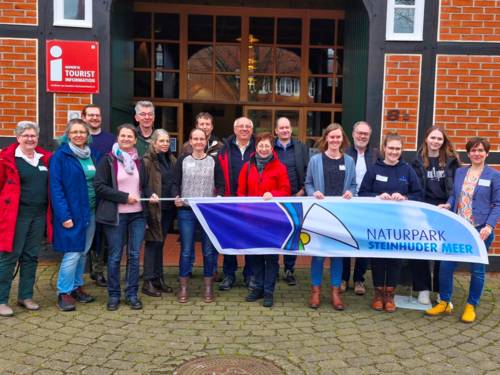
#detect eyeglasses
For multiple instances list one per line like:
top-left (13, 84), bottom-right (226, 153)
top-left (137, 112), bottom-right (154, 118)
top-left (354, 131), bottom-right (370, 137)
top-left (235, 124), bottom-right (252, 129)
top-left (20, 134), bottom-right (38, 139)
top-left (69, 131), bottom-right (88, 135)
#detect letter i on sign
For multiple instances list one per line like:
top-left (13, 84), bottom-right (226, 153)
top-left (50, 45), bottom-right (63, 82)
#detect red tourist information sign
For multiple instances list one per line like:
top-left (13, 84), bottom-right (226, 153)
top-left (46, 40), bottom-right (99, 93)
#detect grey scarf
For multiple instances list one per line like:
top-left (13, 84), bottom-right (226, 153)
top-left (69, 142), bottom-right (91, 159)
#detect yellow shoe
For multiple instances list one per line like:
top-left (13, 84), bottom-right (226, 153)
top-left (425, 301), bottom-right (453, 316)
top-left (461, 303), bottom-right (476, 323)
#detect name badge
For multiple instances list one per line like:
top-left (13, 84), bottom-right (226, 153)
top-left (186, 162), bottom-right (196, 169)
top-left (339, 165), bottom-right (346, 171)
top-left (376, 174), bottom-right (388, 182)
top-left (87, 165), bottom-right (96, 171)
top-left (38, 166), bottom-right (48, 171)
top-left (478, 179), bottom-right (491, 187)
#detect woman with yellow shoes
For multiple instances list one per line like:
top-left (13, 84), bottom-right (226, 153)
top-left (426, 137), bottom-right (499, 323)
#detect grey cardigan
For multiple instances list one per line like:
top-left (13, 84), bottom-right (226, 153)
top-left (305, 152), bottom-right (357, 196)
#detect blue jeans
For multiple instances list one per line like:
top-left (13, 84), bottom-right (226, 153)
top-left (178, 209), bottom-right (215, 278)
top-left (56, 213), bottom-right (96, 294)
top-left (250, 254), bottom-right (279, 294)
top-left (283, 255), bottom-right (297, 272)
top-left (310, 256), bottom-right (343, 287)
top-left (439, 227), bottom-right (494, 306)
top-left (105, 212), bottom-right (146, 299)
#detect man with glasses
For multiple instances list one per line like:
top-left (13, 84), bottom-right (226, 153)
top-left (82, 104), bottom-right (115, 287)
top-left (342, 121), bottom-right (378, 295)
top-left (134, 100), bottom-right (155, 157)
top-left (273, 117), bottom-right (309, 286)
top-left (218, 117), bottom-right (256, 291)
top-left (83, 104), bottom-right (115, 159)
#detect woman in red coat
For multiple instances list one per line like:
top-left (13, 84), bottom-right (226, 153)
top-left (0, 121), bottom-right (52, 317)
top-left (237, 132), bottom-right (291, 307)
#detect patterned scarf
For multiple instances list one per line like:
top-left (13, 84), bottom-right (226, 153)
top-left (112, 143), bottom-right (138, 175)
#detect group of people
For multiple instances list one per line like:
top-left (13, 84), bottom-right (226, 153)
top-left (0, 101), bottom-right (498, 324)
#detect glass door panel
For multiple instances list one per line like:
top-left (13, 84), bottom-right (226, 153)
top-left (305, 109), bottom-right (342, 148)
top-left (247, 109), bottom-right (273, 133)
top-left (155, 104), bottom-right (183, 154)
top-left (245, 106), bottom-right (300, 138)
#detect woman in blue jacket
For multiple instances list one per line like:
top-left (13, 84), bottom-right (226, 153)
top-left (305, 123), bottom-right (357, 310)
top-left (50, 119), bottom-right (97, 312)
top-left (358, 132), bottom-right (422, 312)
top-left (427, 137), bottom-right (499, 323)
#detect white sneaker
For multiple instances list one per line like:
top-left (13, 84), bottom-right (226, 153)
top-left (418, 290), bottom-right (431, 305)
top-left (0, 304), bottom-right (14, 317)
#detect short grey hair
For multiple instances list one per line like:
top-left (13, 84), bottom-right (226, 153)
top-left (15, 121), bottom-right (39, 137)
top-left (151, 129), bottom-right (170, 144)
top-left (233, 116), bottom-right (253, 128)
top-left (135, 100), bottom-right (154, 114)
top-left (353, 121), bottom-right (372, 132)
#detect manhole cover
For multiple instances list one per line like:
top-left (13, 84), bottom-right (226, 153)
top-left (175, 355), bottom-right (284, 374)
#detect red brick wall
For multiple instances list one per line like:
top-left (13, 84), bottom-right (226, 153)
top-left (381, 54), bottom-right (421, 150)
top-left (439, 0), bottom-right (500, 42)
top-left (0, 0), bottom-right (37, 25)
top-left (0, 38), bottom-right (37, 136)
top-left (434, 55), bottom-right (500, 152)
top-left (54, 94), bottom-right (93, 137)
top-left (434, 54), bottom-right (500, 254)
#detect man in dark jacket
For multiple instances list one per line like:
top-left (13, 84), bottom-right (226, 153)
top-left (343, 121), bottom-right (378, 295)
top-left (273, 117), bottom-right (309, 285)
top-left (218, 116), bottom-right (255, 291)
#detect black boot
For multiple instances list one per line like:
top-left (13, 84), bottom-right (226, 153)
top-left (153, 277), bottom-right (173, 293)
top-left (142, 280), bottom-right (161, 297)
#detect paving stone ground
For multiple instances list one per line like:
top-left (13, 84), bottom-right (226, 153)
top-left (1, 265), bottom-right (499, 374)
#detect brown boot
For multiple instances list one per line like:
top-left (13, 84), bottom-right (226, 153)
top-left (384, 286), bottom-right (396, 312)
top-left (331, 287), bottom-right (345, 310)
top-left (203, 277), bottom-right (214, 303)
top-left (177, 277), bottom-right (189, 303)
top-left (371, 287), bottom-right (384, 311)
top-left (309, 286), bottom-right (321, 309)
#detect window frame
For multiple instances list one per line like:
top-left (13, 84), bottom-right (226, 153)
top-left (386, 0), bottom-right (425, 41)
top-left (53, 0), bottom-right (93, 28)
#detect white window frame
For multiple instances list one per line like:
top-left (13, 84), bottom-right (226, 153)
top-left (53, 0), bottom-right (92, 28)
top-left (386, 0), bottom-right (425, 41)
